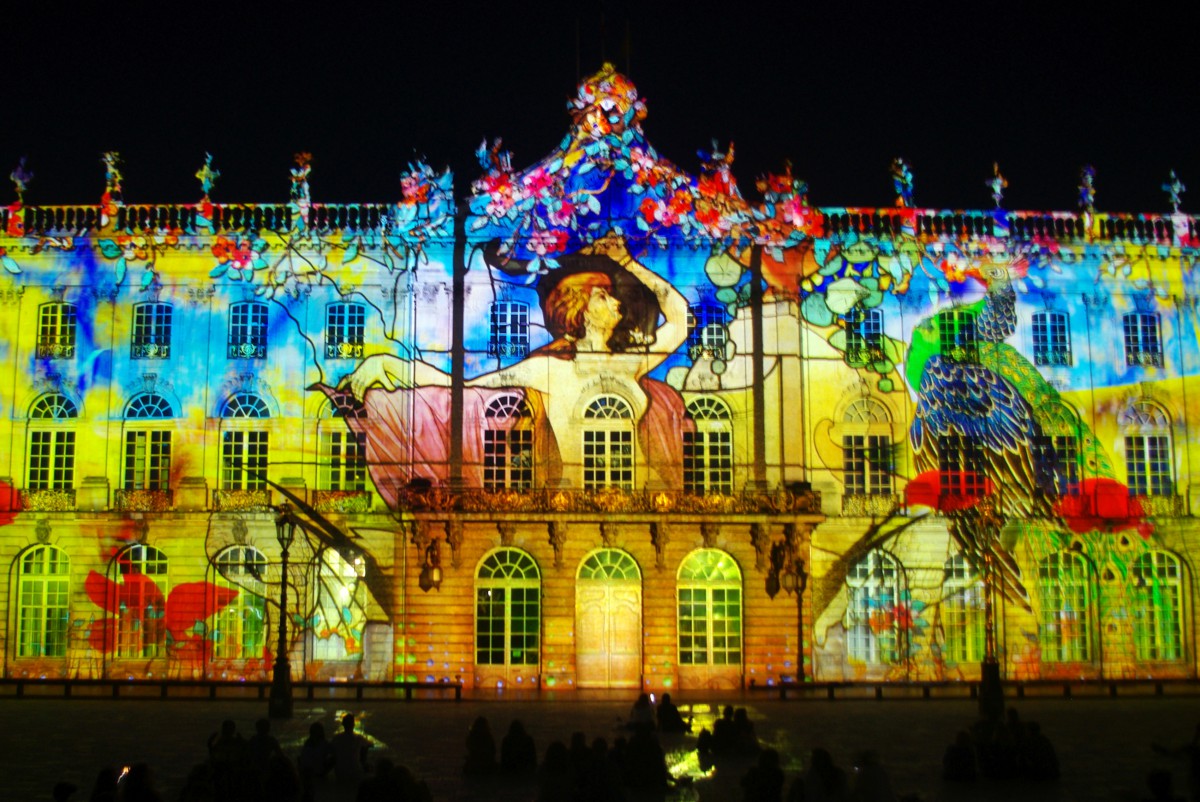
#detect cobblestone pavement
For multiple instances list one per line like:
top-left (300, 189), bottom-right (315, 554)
top-left (2, 689), bottom-right (1197, 801)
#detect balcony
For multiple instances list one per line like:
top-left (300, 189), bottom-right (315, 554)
top-left (1034, 349), bottom-right (1072, 367)
top-left (313, 490), bottom-right (373, 514)
top-left (19, 489), bottom-right (76, 511)
top-left (35, 339), bottom-right (76, 360)
top-left (325, 341), bottom-right (364, 360)
top-left (227, 337), bottom-right (266, 359)
top-left (213, 488), bottom-right (271, 511)
top-left (1126, 350), bottom-right (1164, 368)
top-left (131, 338), bottom-right (170, 360)
top-left (393, 483), bottom-right (822, 516)
top-left (115, 489), bottom-right (173, 512)
top-left (841, 493), bottom-right (902, 517)
top-left (1133, 495), bottom-right (1186, 518)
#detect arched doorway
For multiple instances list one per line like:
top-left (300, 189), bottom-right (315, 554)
top-left (575, 549), bottom-right (642, 688)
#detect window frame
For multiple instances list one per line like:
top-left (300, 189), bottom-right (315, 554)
top-left (482, 394), bottom-right (534, 491)
top-left (1037, 551), bottom-right (1093, 663)
top-left (16, 545), bottom-right (71, 659)
top-left (845, 308), bottom-right (885, 365)
top-left (111, 544), bottom-right (168, 660)
top-left (27, 393), bottom-right (78, 492)
top-left (683, 397), bottom-right (733, 495)
top-left (475, 549), bottom-right (541, 668)
top-left (219, 393), bottom-right (271, 491)
top-left (487, 301), bottom-right (530, 359)
top-left (1123, 312), bottom-right (1163, 368)
top-left (228, 301), bottom-right (268, 360)
top-left (36, 302), bottom-right (77, 360)
top-left (676, 549), bottom-right (743, 668)
top-left (325, 302), bottom-right (366, 360)
top-left (1032, 310), bottom-right (1072, 367)
top-left (131, 302), bottom-right (173, 360)
top-left (582, 395), bottom-right (634, 491)
top-left (937, 309), bottom-right (978, 364)
top-left (941, 553), bottom-right (984, 664)
top-left (687, 304), bottom-right (729, 360)
top-left (845, 549), bottom-right (905, 665)
top-left (212, 546), bottom-right (268, 660)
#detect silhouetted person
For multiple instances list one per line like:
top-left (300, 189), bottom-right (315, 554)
top-left (464, 716), bottom-right (497, 776)
top-left (1144, 769), bottom-right (1185, 802)
top-left (1022, 722), bottom-right (1059, 781)
top-left (713, 706), bottom-right (736, 754)
top-left (628, 693), bottom-right (655, 732)
top-left (247, 718), bottom-right (282, 776)
top-left (623, 728), bottom-right (670, 795)
top-left (298, 722), bottom-right (333, 802)
top-left (942, 731), bottom-right (976, 782)
top-left (500, 719), bottom-right (538, 776)
top-left (207, 720), bottom-right (249, 801)
top-left (741, 748), bottom-right (785, 802)
top-left (696, 728), bottom-right (715, 772)
top-left (569, 730), bottom-right (591, 784)
top-left (53, 781), bottom-right (78, 802)
top-left (88, 767), bottom-right (118, 802)
top-left (787, 748), bottom-right (849, 802)
top-left (331, 714), bottom-right (371, 785)
top-left (261, 753), bottom-right (301, 802)
top-left (1153, 721), bottom-right (1200, 800)
top-left (733, 707), bottom-right (760, 754)
top-left (656, 693), bottom-right (688, 734)
top-left (850, 751), bottom-right (896, 802)
top-left (537, 741), bottom-right (574, 802)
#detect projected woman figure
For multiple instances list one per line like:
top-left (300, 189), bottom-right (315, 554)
top-left (334, 233), bottom-right (689, 499)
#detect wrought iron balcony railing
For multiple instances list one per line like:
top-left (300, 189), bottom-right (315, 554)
top-left (213, 488), bottom-right (271, 511)
top-left (313, 490), bottom-right (373, 513)
top-left (841, 493), bottom-right (902, 517)
top-left (20, 489), bottom-right (76, 511)
top-left (35, 338), bottom-right (76, 360)
top-left (115, 489), bottom-right (173, 512)
top-left (394, 483), bottom-right (822, 516)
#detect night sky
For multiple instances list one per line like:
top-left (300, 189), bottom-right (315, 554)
top-left (3, 2), bottom-right (1197, 214)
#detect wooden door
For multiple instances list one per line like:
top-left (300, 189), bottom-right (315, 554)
top-left (576, 581), bottom-right (642, 688)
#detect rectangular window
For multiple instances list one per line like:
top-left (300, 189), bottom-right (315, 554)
top-left (18, 574), bottom-right (69, 658)
top-left (687, 305), bottom-right (728, 360)
top-left (123, 431), bottom-right (172, 490)
top-left (583, 429), bottom-right (633, 490)
top-left (221, 431), bottom-right (269, 489)
top-left (845, 309), bottom-right (884, 364)
top-left (1123, 313), bottom-right (1163, 367)
top-left (1126, 435), bottom-right (1172, 496)
top-left (37, 303), bottom-right (77, 360)
top-left (677, 587), bottom-right (742, 666)
top-left (938, 435), bottom-right (986, 498)
top-left (487, 302), bottom-right (530, 358)
top-left (483, 429), bottom-right (533, 490)
top-left (28, 431), bottom-right (75, 491)
top-left (938, 310), bottom-right (977, 363)
top-left (131, 303), bottom-right (172, 360)
top-left (228, 302), bottom-right (268, 359)
top-left (325, 304), bottom-right (365, 359)
top-left (319, 430), bottom-right (367, 491)
top-left (507, 586), bottom-right (540, 665)
top-left (843, 434), bottom-right (893, 495)
top-left (476, 587), bottom-right (507, 665)
top-left (1034, 435), bottom-right (1081, 496)
top-left (1038, 561), bottom-right (1091, 662)
top-left (1133, 555), bottom-right (1183, 661)
top-left (683, 429), bottom-right (733, 494)
top-left (1032, 311), bottom-right (1072, 366)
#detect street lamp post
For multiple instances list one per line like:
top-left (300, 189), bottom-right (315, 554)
top-left (977, 501), bottom-right (1004, 722)
top-left (269, 503), bottom-right (297, 719)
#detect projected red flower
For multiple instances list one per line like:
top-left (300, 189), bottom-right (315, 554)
top-left (84, 569), bottom-right (239, 655)
top-left (904, 469), bottom-right (995, 512)
top-left (1055, 477), bottom-right (1153, 538)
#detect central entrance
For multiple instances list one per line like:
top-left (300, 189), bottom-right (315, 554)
top-left (575, 549), bottom-right (642, 688)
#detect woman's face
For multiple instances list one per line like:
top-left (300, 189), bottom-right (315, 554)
top-left (585, 285), bottom-right (622, 331)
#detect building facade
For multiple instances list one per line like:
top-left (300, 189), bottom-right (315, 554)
top-left (2, 67), bottom-right (1199, 690)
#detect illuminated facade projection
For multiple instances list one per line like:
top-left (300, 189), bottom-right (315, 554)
top-left (2, 66), bottom-right (1200, 691)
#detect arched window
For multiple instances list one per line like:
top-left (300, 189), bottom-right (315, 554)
top-left (583, 395), bottom-right (634, 490)
top-left (325, 302), bottom-right (365, 359)
top-left (842, 398), bottom-right (893, 498)
top-left (1122, 402), bottom-right (1173, 497)
top-left (1132, 550), bottom-right (1184, 661)
top-left (27, 393), bottom-right (78, 492)
top-left (845, 308), bottom-right (884, 364)
top-left (1037, 551), bottom-right (1092, 662)
top-left (683, 397), bottom-right (733, 495)
top-left (677, 550), bottom-right (742, 667)
top-left (16, 545), bottom-right (70, 658)
top-left (845, 549), bottom-right (904, 664)
top-left (111, 545), bottom-right (168, 659)
top-left (942, 554), bottom-right (984, 663)
top-left (488, 301), bottom-right (530, 358)
top-left (312, 548), bottom-right (367, 661)
top-left (228, 301), bottom-right (268, 359)
top-left (687, 304), bottom-right (728, 360)
top-left (319, 399), bottom-right (367, 493)
top-left (220, 393), bottom-right (270, 490)
top-left (484, 394), bottom-right (534, 490)
top-left (212, 547), bottom-right (268, 660)
top-left (131, 302), bottom-right (172, 359)
top-left (1032, 311), bottom-right (1072, 366)
top-left (475, 549), bottom-right (540, 667)
top-left (37, 302), bottom-right (77, 359)
top-left (122, 394), bottom-right (174, 494)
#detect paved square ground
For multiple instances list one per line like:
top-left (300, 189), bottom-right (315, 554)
top-left (2, 690), bottom-right (1197, 800)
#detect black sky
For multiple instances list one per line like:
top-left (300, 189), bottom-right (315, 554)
top-left (3, 1), bottom-right (1197, 214)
